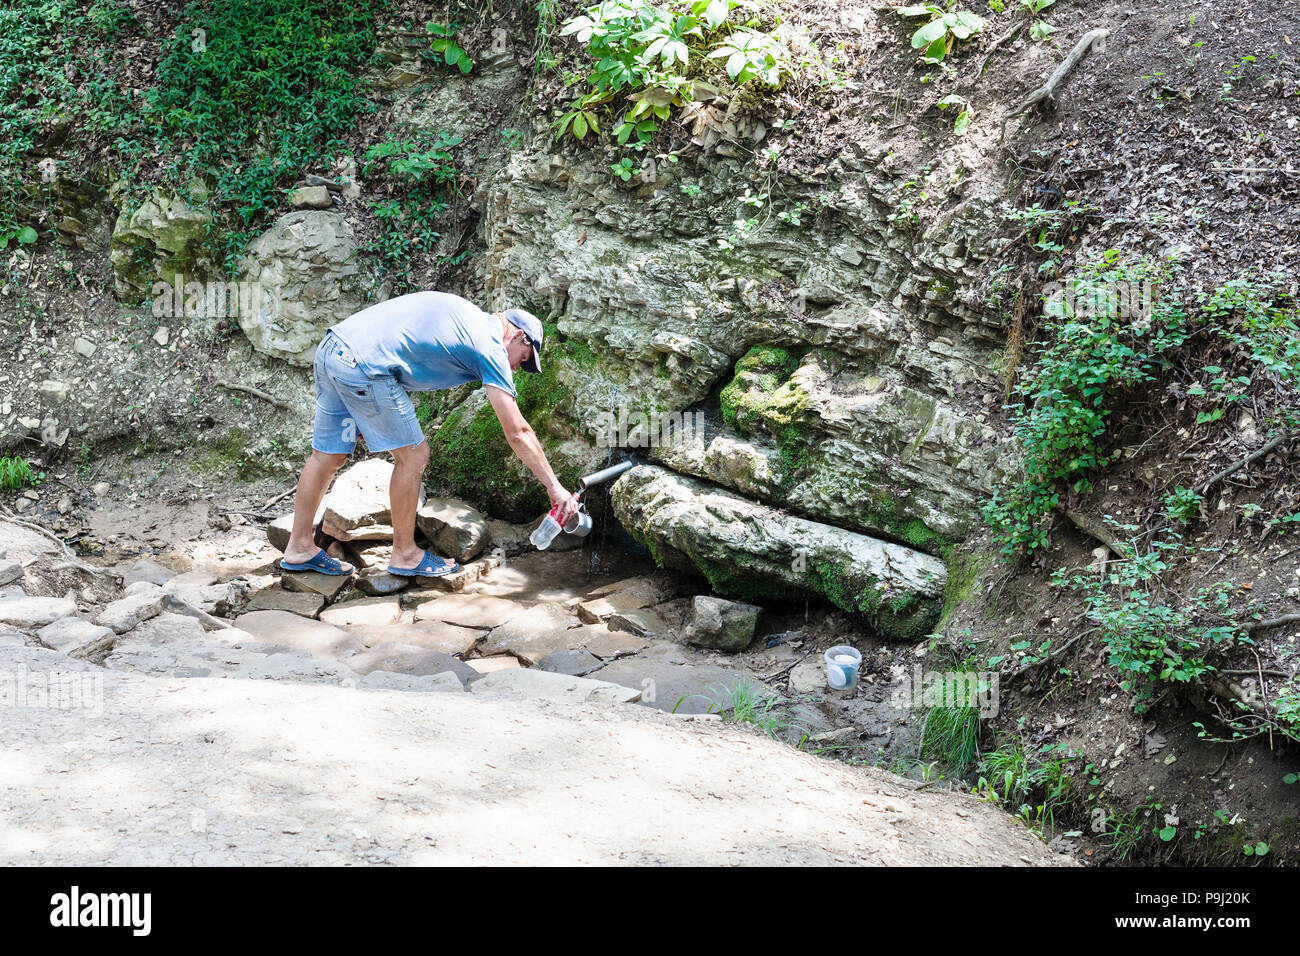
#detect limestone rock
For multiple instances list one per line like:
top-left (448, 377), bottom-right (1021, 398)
top-left (36, 617), bottom-right (114, 653)
top-left (344, 643), bottom-right (476, 685)
top-left (345, 620), bottom-right (482, 656)
top-left (0, 559), bottom-right (23, 587)
top-left (108, 188), bottom-right (214, 299)
top-left (236, 210), bottom-right (369, 365)
top-left (122, 558), bottom-right (174, 588)
top-left (96, 591), bottom-right (164, 634)
top-left (413, 593), bottom-right (519, 629)
top-left (280, 570), bottom-right (352, 600)
top-left (354, 569), bottom-right (411, 596)
top-left (478, 603), bottom-right (579, 665)
top-left (580, 625), bottom-right (650, 660)
top-left (319, 596), bottom-right (402, 628)
top-left (290, 185), bottom-right (333, 209)
top-left (321, 458), bottom-right (423, 541)
top-left (469, 668), bottom-right (642, 705)
top-left (415, 498), bottom-right (490, 562)
top-left (358, 670), bottom-right (464, 693)
top-left (536, 648), bottom-right (604, 677)
top-left (407, 555), bottom-right (500, 593)
top-left (233, 610), bottom-right (363, 660)
top-left (588, 656), bottom-right (760, 715)
top-left (245, 585), bottom-right (325, 618)
top-left (606, 606), bottom-right (669, 639)
top-left (613, 465), bottom-right (947, 641)
top-left (684, 595), bottom-right (761, 652)
top-left (466, 655), bottom-right (520, 675)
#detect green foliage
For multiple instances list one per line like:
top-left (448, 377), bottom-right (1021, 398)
top-left (145, 0), bottom-right (382, 266)
top-left (555, 0), bottom-right (792, 145)
top-left (973, 735), bottom-right (1076, 834)
top-left (920, 706), bottom-right (981, 771)
top-left (895, 3), bottom-right (986, 64)
top-left (1020, 0), bottom-right (1057, 41)
top-left (1052, 531), bottom-right (1248, 713)
top-left (0, 456), bottom-right (36, 492)
top-left (1162, 486), bottom-right (1202, 524)
top-left (986, 255), bottom-right (1187, 554)
top-left (937, 93), bottom-right (972, 135)
top-left (426, 22), bottom-right (473, 74)
top-left (360, 131), bottom-right (462, 292)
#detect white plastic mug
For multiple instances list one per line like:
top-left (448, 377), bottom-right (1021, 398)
top-left (824, 645), bottom-right (862, 691)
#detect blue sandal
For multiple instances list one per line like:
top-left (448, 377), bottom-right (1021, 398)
top-left (280, 549), bottom-right (355, 576)
top-left (388, 550), bottom-right (459, 578)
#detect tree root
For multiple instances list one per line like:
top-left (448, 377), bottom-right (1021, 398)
top-left (215, 379), bottom-right (291, 411)
top-left (1196, 429), bottom-right (1297, 496)
top-left (1000, 28), bottom-right (1111, 139)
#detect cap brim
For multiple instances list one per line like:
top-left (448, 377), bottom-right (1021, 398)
top-left (523, 349), bottom-right (541, 374)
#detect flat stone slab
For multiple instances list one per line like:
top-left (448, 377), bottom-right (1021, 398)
top-left (606, 606), bottom-right (669, 639)
top-left (235, 651), bottom-right (357, 684)
top-left (96, 591), bottom-right (165, 634)
top-left (413, 593), bottom-right (520, 629)
top-left (245, 586), bottom-right (325, 618)
top-left (478, 603), bottom-right (580, 665)
top-left (36, 617), bottom-right (114, 653)
top-left (0, 559), bottom-right (23, 587)
top-left (536, 648), bottom-right (604, 677)
top-left (575, 583), bottom-right (661, 624)
top-left (345, 620), bottom-right (482, 656)
top-left (319, 597), bottom-right (402, 628)
top-left (233, 610), bottom-right (363, 661)
top-left (280, 570), bottom-right (352, 600)
top-left (465, 655), bottom-right (520, 675)
top-left (587, 657), bottom-right (760, 715)
top-left (469, 668), bottom-right (642, 705)
top-left (345, 643), bottom-right (477, 685)
top-left (788, 656), bottom-right (828, 696)
top-left (580, 625), bottom-right (651, 660)
top-left (0, 596), bottom-right (78, 628)
top-left (122, 558), bottom-right (174, 588)
top-left (359, 670), bottom-right (465, 693)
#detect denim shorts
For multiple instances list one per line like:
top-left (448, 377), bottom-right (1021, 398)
top-left (312, 330), bottom-right (425, 454)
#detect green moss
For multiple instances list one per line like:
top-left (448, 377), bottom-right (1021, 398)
top-left (937, 551), bottom-right (983, 628)
top-left (809, 558), bottom-right (941, 642)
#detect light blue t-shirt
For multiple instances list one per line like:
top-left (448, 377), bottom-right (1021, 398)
top-left (329, 291), bottom-right (517, 397)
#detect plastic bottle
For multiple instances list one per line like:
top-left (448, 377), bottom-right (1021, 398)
top-left (529, 504), bottom-right (563, 550)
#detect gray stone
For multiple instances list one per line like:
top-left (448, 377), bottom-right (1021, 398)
top-left (37, 380), bottom-right (69, 403)
top-left (354, 569), bottom-right (411, 596)
top-left (0, 598), bottom-right (74, 629)
top-left (613, 465), bottom-right (947, 642)
top-left (0, 559), bottom-right (23, 587)
top-left (73, 336), bottom-right (97, 358)
top-left (280, 570), bottom-right (352, 600)
top-left (235, 651), bottom-right (356, 684)
top-left (36, 617), bottom-right (114, 653)
top-left (413, 593), bottom-right (519, 629)
top-left (606, 606), bottom-right (669, 639)
top-left (95, 591), bottom-right (165, 634)
top-left (684, 595), bottom-right (761, 652)
top-left (236, 210), bottom-right (369, 366)
top-left (344, 620), bottom-right (483, 656)
top-left (576, 581), bottom-right (660, 623)
top-left (108, 188), bottom-right (214, 299)
top-left (536, 648), bottom-right (604, 677)
top-left (319, 596), bottom-right (401, 628)
top-left (233, 610), bottom-right (363, 660)
top-left (416, 498), bottom-right (491, 562)
top-left (406, 555), bottom-right (501, 593)
top-left (358, 670), bottom-right (465, 693)
top-left (345, 643), bottom-right (476, 685)
top-left (245, 586), bottom-right (324, 618)
top-left (290, 185), bottom-right (333, 209)
top-left (320, 458), bottom-right (423, 542)
top-left (123, 558), bottom-right (175, 588)
top-left (469, 668), bottom-right (642, 705)
top-left (478, 603), bottom-right (580, 665)
top-left (580, 625), bottom-right (650, 660)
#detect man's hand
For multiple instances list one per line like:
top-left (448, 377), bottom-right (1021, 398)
top-left (550, 487), bottom-right (580, 526)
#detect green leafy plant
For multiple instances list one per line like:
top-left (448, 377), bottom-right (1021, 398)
top-left (0, 456), bottom-right (36, 492)
top-left (1020, 0), bottom-right (1056, 41)
top-left (426, 22), bottom-right (473, 74)
top-left (1162, 487), bottom-right (1203, 524)
top-left (895, 3), bottom-right (986, 64)
top-left (707, 29), bottom-right (793, 85)
top-left (937, 93), bottom-right (973, 135)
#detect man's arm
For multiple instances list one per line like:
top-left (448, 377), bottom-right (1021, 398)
top-left (485, 385), bottom-right (579, 522)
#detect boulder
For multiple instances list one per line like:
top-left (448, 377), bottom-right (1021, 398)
top-left (236, 210), bottom-right (369, 366)
top-left (36, 617), bottom-right (114, 653)
top-left (415, 498), bottom-right (490, 562)
top-left (321, 458), bottom-right (423, 541)
top-left (96, 590), bottom-right (165, 634)
top-left (0, 596), bottom-right (77, 628)
top-left (612, 465), bottom-right (948, 641)
top-left (684, 595), bottom-right (761, 652)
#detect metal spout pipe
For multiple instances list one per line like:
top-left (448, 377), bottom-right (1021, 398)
top-left (578, 459), bottom-right (636, 492)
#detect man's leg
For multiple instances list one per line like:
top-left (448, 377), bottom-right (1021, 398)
top-left (283, 450), bottom-right (352, 567)
top-left (388, 439), bottom-right (430, 570)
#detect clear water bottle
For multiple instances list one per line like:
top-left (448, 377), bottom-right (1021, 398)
top-left (529, 505), bottom-right (563, 550)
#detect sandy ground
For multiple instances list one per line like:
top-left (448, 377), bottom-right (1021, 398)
top-left (0, 643), bottom-right (1072, 866)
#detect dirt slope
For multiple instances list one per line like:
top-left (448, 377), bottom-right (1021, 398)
top-left (0, 643), bottom-right (1070, 866)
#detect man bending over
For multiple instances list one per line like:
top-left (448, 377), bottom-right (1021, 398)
top-left (280, 291), bottom-right (580, 577)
